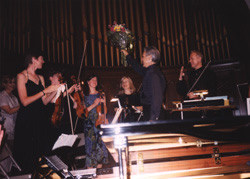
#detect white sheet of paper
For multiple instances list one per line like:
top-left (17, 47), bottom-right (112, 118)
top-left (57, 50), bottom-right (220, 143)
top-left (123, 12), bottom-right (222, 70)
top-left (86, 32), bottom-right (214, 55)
top-left (52, 133), bottom-right (78, 151)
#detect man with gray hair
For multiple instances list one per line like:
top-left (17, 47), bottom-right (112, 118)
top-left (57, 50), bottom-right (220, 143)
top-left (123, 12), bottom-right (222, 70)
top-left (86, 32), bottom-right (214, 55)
top-left (121, 46), bottom-right (166, 121)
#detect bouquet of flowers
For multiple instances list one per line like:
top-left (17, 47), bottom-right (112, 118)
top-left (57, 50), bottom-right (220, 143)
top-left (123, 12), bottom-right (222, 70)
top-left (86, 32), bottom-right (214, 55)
top-left (107, 21), bottom-right (135, 66)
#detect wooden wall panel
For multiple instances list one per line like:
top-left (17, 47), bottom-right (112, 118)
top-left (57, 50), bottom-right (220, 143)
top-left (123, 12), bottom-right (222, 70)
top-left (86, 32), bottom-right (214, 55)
top-left (0, 0), bottom-right (235, 67)
top-left (0, 0), bottom-right (249, 117)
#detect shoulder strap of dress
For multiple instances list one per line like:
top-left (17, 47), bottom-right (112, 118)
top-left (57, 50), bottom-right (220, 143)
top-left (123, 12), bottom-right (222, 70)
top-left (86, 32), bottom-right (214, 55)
top-left (26, 70), bottom-right (29, 79)
top-left (37, 74), bottom-right (41, 82)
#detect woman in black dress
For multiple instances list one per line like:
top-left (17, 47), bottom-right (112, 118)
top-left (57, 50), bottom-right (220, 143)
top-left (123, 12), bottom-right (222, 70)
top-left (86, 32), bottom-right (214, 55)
top-left (14, 51), bottom-right (60, 173)
top-left (117, 76), bottom-right (141, 122)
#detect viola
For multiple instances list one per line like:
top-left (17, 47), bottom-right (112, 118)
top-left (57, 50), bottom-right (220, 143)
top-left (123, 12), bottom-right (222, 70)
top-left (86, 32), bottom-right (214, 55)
top-left (74, 89), bottom-right (88, 119)
top-left (51, 79), bottom-right (64, 127)
top-left (95, 91), bottom-right (109, 127)
top-left (71, 76), bottom-right (88, 119)
top-left (73, 40), bottom-right (88, 119)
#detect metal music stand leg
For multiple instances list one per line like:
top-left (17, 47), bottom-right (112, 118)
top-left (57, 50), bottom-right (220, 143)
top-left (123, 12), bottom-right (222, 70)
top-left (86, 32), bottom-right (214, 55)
top-left (114, 136), bottom-right (128, 179)
top-left (201, 110), bottom-right (207, 119)
top-left (137, 112), bottom-right (143, 122)
top-left (74, 117), bottom-right (79, 133)
top-left (0, 143), bottom-right (21, 178)
top-left (180, 103), bottom-right (184, 120)
top-left (0, 164), bottom-right (9, 179)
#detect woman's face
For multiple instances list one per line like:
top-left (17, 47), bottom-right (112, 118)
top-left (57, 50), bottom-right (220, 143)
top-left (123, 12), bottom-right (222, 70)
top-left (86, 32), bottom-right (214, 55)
top-left (33, 56), bottom-right (45, 69)
top-left (121, 78), bottom-right (130, 90)
top-left (88, 77), bottom-right (98, 89)
top-left (4, 78), bottom-right (16, 92)
top-left (50, 73), bottom-right (62, 85)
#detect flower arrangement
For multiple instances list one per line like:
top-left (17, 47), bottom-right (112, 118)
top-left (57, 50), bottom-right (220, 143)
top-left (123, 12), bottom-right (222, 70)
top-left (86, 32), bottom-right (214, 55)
top-left (107, 21), bottom-right (135, 66)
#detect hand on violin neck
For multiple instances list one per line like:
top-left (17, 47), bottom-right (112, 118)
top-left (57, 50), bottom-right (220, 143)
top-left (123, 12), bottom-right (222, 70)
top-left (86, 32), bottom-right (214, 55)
top-left (93, 98), bottom-right (105, 107)
top-left (68, 84), bottom-right (77, 94)
top-left (75, 84), bottom-right (82, 92)
top-left (99, 98), bottom-right (106, 104)
top-left (94, 98), bottom-right (101, 106)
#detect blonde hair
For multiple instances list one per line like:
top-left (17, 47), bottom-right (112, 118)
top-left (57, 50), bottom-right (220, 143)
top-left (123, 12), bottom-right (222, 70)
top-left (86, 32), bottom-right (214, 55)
top-left (118, 76), bottom-right (136, 95)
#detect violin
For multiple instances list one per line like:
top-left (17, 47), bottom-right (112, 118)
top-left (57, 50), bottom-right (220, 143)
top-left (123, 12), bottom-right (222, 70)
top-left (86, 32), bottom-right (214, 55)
top-left (95, 91), bottom-right (109, 127)
top-left (72, 40), bottom-right (89, 119)
top-left (51, 78), bottom-right (64, 127)
top-left (71, 76), bottom-right (88, 119)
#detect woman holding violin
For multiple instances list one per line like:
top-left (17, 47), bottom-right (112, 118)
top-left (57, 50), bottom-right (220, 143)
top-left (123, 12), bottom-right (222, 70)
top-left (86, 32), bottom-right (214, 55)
top-left (70, 75), bottom-right (88, 120)
top-left (46, 70), bottom-right (79, 148)
top-left (83, 74), bottom-right (109, 168)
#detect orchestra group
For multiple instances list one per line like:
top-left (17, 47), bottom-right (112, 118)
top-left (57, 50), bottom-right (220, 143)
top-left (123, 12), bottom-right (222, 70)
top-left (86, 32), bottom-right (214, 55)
top-left (0, 46), bottom-right (222, 175)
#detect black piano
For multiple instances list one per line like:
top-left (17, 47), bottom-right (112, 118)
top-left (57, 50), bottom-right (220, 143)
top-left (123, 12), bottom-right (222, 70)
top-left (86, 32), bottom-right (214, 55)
top-left (100, 116), bottom-right (250, 179)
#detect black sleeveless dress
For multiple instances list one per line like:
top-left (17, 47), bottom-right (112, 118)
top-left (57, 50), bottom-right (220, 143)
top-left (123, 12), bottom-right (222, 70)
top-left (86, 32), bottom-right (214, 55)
top-left (14, 78), bottom-right (48, 173)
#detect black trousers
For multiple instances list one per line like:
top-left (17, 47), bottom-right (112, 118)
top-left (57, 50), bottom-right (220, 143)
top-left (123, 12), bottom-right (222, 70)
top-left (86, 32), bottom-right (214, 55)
top-left (142, 105), bottom-right (165, 121)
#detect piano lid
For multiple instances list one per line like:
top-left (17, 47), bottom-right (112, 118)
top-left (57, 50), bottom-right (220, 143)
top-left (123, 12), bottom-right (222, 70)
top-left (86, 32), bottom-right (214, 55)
top-left (100, 116), bottom-right (250, 142)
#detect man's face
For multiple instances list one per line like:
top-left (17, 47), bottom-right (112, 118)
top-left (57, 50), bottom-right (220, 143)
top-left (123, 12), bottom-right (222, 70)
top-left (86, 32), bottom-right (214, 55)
top-left (141, 51), bottom-right (152, 68)
top-left (189, 52), bottom-right (202, 69)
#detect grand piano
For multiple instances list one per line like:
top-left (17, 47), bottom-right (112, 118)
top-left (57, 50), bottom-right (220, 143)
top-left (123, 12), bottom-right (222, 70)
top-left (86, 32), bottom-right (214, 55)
top-left (99, 116), bottom-right (250, 179)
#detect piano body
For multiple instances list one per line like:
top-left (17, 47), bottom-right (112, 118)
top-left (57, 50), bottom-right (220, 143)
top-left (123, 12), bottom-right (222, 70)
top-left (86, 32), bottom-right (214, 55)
top-left (99, 116), bottom-right (250, 179)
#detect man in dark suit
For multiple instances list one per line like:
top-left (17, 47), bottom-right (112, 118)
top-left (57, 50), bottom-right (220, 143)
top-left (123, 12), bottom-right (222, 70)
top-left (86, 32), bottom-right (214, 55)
top-left (121, 46), bottom-right (166, 121)
top-left (177, 50), bottom-right (217, 99)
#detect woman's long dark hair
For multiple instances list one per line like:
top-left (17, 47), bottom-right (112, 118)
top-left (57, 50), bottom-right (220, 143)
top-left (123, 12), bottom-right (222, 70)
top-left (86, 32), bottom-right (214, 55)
top-left (24, 49), bottom-right (44, 68)
top-left (83, 74), bottom-right (101, 96)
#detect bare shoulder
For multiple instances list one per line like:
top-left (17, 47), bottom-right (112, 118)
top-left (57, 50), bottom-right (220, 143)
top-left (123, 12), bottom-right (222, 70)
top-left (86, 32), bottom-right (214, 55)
top-left (38, 75), bottom-right (44, 81)
top-left (17, 71), bottom-right (27, 81)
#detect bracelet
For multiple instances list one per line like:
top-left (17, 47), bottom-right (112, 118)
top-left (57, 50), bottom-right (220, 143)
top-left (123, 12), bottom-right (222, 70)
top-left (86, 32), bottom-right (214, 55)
top-left (42, 91), bottom-right (45, 96)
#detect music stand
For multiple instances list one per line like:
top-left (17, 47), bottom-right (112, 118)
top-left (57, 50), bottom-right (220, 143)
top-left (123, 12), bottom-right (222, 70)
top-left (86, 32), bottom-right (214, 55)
top-left (0, 117), bottom-right (21, 179)
top-left (33, 155), bottom-right (74, 178)
top-left (110, 98), bottom-right (123, 124)
top-left (132, 106), bottom-right (143, 122)
top-left (192, 90), bottom-right (208, 101)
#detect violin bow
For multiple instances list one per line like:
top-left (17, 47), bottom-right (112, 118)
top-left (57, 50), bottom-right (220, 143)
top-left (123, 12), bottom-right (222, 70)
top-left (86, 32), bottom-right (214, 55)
top-left (77, 40), bottom-right (88, 84)
top-left (187, 60), bottom-right (212, 94)
top-left (74, 40), bottom-right (88, 133)
top-left (65, 83), bottom-right (74, 135)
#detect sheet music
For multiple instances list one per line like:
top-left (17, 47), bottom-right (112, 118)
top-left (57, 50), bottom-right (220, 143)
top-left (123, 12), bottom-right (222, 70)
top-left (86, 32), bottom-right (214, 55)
top-left (52, 133), bottom-right (78, 151)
